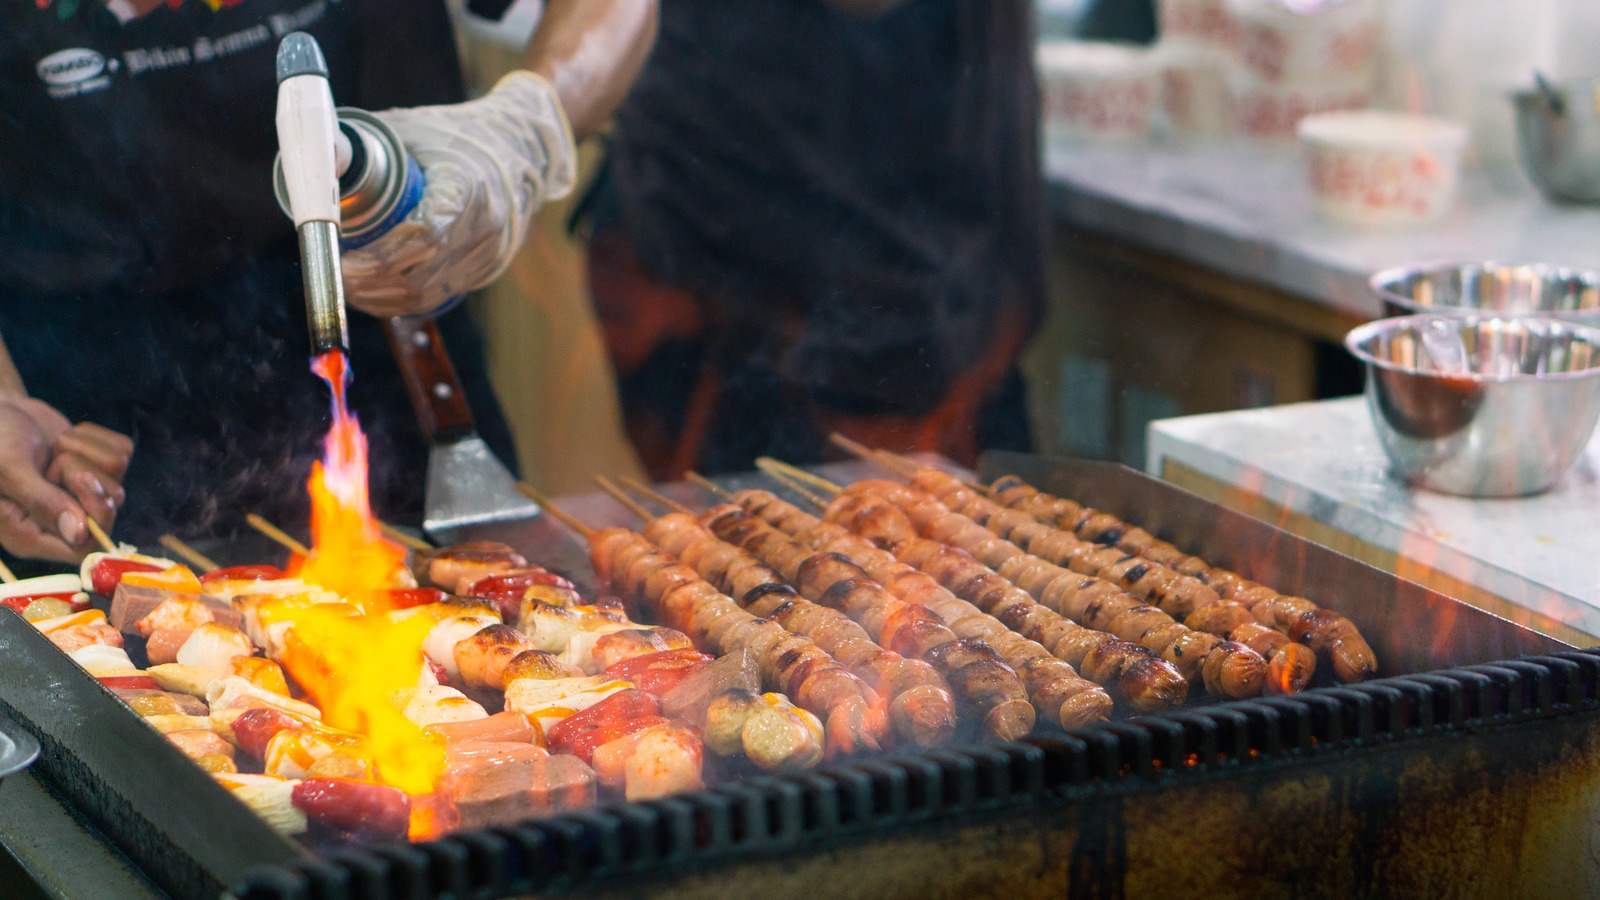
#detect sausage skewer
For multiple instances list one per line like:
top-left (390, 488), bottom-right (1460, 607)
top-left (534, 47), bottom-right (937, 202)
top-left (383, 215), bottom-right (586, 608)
top-left (978, 472), bottom-right (1378, 683)
top-left (519, 483), bottom-right (888, 758)
top-left (691, 473), bottom-right (1122, 725)
top-left (828, 477), bottom-right (1269, 700)
top-left (856, 459), bottom-right (1316, 695)
top-left (668, 477), bottom-right (1030, 736)
top-left (732, 474), bottom-right (1196, 711)
top-left (720, 470), bottom-right (1145, 714)
top-left (650, 482), bottom-right (1037, 740)
top-left (757, 461), bottom-right (1262, 703)
top-left (597, 477), bottom-right (960, 748)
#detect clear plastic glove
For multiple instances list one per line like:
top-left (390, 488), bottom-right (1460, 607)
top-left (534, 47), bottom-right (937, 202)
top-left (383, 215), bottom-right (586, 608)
top-left (341, 71), bottom-right (578, 317)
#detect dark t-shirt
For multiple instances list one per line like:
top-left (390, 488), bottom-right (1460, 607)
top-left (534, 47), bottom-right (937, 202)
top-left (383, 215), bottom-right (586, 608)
top-left (0, 0), bottom-right (515, 545)
top-left (609, 0), bottom-right (1046, 415)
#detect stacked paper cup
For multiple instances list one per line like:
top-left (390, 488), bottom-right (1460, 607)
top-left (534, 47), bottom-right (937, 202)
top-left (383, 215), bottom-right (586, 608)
top-left (1036, 42), bottom-right (1161, 144)
top-left (1155, 0), bottom-right (1236, 135)
top-left (1226, 0), bottom-right (1380, 140)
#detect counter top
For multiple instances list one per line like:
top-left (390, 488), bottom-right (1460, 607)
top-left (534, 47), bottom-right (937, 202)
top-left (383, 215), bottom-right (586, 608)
top-left (1146, 397), bottom-right (1600, 644)
top-left (1046, 140), bottom-right (1600, 318)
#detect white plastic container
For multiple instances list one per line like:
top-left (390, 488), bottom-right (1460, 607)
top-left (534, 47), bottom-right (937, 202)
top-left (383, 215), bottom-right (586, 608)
top-left (1227, 0), bottom-right (1380, 85)
top-left (1156, 42), bottom-right (1233, 135)
top-left (1037, 42), bottom-right (1160, 143)
top-left (1297, 110), bottom-right (1469, 226)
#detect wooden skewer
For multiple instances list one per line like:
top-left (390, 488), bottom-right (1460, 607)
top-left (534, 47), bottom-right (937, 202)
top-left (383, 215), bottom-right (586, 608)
top-left (757, 464), bottom-right (831, 510)
top-left (827, 432), bottom-right (886, 464)
top-left (379, 522), bottom-right (433, 553)
top-left (595, 476), bottom-right (655, 523)
top-left (0, 557), bottom-right (16, 584)
top-left (684, 471), bottom-right (734, 501)
top-left (618, 476), bottom-right (693, 515)
top-left (159, 534), bottom-right (218, 572)
top-left (83, 517), bottom-right (116, 554)
top-left (754, 457), bottom-right (842, 496)
top-left (516, 482), bottom-right (593, 538)
top-left (830, 434), bottom-right (990, 494)
top-left (872, 446), bottom-right (989, 494)
top-left (245, 513), bottom-right (310, 557)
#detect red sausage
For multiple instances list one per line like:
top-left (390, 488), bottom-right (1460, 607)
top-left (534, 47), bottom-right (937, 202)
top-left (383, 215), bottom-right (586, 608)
top-left (90, 559), bottom-right (164, 596)
top-left (97, 675), bottom-right (160, 691)
top-left (603, 649), bottom-right (713, 697)
top-left (2, 592), bottom-right (78, 612)
top-left (198, 565), bottom-right (285, 584)
top-left (231, 707), bottom-right (308, 759)
top-left (291, 778), bottom-right (411, 840)
top-left (464, 570), bottom-right (576, 621)
top-left (545, 689), bottom-right (664, 763)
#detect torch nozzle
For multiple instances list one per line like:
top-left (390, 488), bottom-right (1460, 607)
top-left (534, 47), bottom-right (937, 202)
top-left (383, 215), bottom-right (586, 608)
top-left (298, 220), bottom-right (350, 355)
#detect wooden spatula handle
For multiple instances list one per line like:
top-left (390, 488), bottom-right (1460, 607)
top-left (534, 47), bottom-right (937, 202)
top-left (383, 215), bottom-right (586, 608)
top-left (383, 316), bottom-right (476, 443)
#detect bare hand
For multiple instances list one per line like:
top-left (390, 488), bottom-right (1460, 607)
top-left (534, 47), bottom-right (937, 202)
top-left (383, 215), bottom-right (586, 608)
top-left (0, 399), bottom-right (130, 563)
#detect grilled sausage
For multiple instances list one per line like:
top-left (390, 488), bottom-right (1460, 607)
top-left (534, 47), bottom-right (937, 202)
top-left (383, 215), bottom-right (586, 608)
top-left (839, 484), bottom-right (1265, 703)
top-left (587, 527), bottom-right (886, 757)
top-left (986, 475), bottom-right (1378, 682)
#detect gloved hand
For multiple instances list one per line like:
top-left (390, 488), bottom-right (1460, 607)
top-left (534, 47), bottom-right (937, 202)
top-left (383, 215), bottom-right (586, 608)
top-left (0, 397), bottom-right (130, 563)
top-left (341, 71), bottom-right (578, 317)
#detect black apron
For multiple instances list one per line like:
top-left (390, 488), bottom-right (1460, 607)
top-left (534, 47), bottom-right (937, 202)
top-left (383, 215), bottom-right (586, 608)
top-left (0, 0), bottom-right (516, 547)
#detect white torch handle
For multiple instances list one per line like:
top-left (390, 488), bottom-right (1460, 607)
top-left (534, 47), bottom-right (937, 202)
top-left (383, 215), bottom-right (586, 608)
top-left (275, 35), bottom-right (340, 227)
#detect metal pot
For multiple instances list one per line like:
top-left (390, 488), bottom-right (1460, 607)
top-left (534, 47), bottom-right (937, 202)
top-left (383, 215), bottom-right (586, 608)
top-left (1513, 76), bottom-right (1600, 203)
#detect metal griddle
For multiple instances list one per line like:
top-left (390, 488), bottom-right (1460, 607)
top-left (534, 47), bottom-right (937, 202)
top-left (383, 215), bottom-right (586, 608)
top-left (0, 454), bottom-right (1591, 900)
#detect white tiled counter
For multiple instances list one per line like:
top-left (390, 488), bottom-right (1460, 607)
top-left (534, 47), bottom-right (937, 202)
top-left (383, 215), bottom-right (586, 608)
top-left (1147, 397), bottom-right (1600, 646)
top-left (1046, 139), bottom-right (1600, 318)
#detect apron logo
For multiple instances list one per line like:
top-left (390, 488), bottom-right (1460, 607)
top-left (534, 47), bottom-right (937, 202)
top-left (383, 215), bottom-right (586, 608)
top-left (36, 47), bottom-right (113, 97)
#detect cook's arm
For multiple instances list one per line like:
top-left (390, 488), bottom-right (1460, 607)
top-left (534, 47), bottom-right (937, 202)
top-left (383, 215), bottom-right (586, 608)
top-left (340, 0), bottom-right (659, 317)
top-left (0, 330), bottom-right (130, 563)
top-left (523, 0), bottom-right (659, 141)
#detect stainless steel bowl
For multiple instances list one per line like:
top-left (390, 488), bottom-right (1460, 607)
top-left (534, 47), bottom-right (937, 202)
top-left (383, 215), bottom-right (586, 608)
top-left (1371, 261), bottom-right (1600, 328)
top-left (1345, 314), bottom-right (1600, 497)
top-left (1514, 77), bottom-right (1600, 204)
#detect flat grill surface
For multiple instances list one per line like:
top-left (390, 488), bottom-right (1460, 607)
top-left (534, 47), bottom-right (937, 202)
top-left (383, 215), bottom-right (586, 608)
top-left (0, 454), bottom-right (1582, 900)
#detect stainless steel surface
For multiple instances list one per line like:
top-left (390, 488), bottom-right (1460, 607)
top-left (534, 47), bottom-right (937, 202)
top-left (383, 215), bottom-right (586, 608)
top-left (1515, 76), bottom-right (1600, 203)
top-left (296, 219), bottom-right (349, 355)
top-left (0, 711), bottom-right (39, 783)
top-left (421, 435), bottom-right (541, 538)
top-left (1371, 260), bottom-right (1600, 326)
top-left (1345, 314), bottom-right (1600, 497)
top-left (0, 769), bottom-right (168, 900)
top-left (0, 608), bottom-right (305, 900)
top-left (983, 452), bottom-right (1571, 670)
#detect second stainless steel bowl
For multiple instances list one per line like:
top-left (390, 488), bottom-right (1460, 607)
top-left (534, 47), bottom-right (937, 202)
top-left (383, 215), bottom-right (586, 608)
top-left (1345, 314), bottom-right (1600, 497)
top-left (1371, 261), bottom-right (1600, 327)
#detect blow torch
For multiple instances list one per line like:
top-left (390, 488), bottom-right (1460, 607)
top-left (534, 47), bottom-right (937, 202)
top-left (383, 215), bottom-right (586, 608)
top-left (274, 33), bottom-right (429, 355)
top-left (275, 32), bottom-right (348, 356)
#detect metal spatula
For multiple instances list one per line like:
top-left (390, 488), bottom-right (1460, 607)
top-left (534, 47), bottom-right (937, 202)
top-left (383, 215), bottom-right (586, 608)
top-left (384, 316), bottom-right (539, 538)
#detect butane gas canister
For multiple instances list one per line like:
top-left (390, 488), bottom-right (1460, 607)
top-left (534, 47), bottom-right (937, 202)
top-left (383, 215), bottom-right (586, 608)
top-left (275, 108), bottom-right (424, 250)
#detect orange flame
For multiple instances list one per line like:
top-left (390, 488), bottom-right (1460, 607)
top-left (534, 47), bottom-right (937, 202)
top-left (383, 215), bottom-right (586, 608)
top-left (292, 351), bottom-right (410, 598)
top-left (266, 350), bottom-right (446, 839)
